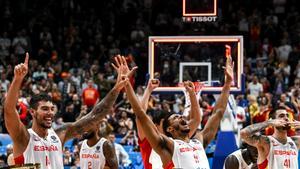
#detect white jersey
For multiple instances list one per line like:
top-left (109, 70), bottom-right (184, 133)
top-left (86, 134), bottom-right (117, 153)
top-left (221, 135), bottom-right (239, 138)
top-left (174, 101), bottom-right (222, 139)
top-left (223, 149), bottom-right (253, 169)
top-left (80, 138), bottom-right (107, 169)
top-left (259, 136), bottom-right (298, 169)
top-left (20, 128), bottom-right (63, 169)
top-left (172, 139), bottom-right (210, 169)
top-left (149, 149), bottom-right (163, 169)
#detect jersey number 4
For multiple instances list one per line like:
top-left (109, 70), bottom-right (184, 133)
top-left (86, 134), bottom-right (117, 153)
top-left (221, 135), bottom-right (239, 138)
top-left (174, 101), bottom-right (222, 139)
top-left (284, 159), bottom-right (290, 168)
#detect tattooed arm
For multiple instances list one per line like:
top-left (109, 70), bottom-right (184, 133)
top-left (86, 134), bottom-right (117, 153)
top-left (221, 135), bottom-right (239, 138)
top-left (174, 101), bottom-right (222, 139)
top-left (56, 60), bottom-right (129, 145)
top-left (240, 119), bottom-right (287, 163)
top-left (103, 141), bottom-right (118, 169)
top-left (240, 120), bottom-right (286, 147)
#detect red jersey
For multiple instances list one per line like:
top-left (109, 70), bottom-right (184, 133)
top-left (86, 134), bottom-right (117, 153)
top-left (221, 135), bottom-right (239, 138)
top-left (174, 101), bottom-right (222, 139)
top-left (138, 138), bottom-right (175, 169)
top-left (138, 138), bottom-right (152, 169)
top-left (82, 87), bottom-right (99, 107)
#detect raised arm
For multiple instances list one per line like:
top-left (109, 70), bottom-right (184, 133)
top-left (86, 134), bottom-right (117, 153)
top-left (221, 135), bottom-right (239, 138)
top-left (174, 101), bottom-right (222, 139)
top-left (141, 79), bottom-right (159, 111)
top-left (137, 79), bottom-right (159, 140)
top-left (113, 56), bottom-right (173, 162)
top-left (4, 53), bottom-right (30, 156)
top-left (240, 120), bottom-right (287, 148)
top-left (195, 54), bottom-right (233, 148)
top-left (125, 78), bottom-right (173, 158)
top-left (240, 119), bottom-right (287, 163)
top-left (103, 141), bottom-right (118, 169)
top-left (184, 81), bottom-right (202, 138)
top-left (56, 61), bottom-right (129, 144)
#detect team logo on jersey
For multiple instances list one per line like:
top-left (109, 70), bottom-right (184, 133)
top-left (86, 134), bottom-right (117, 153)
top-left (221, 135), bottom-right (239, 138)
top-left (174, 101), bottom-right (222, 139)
top-left (271, 140), bottom-right (279, 146)
top-left (289, 142), bottom-right (296, 150)
top-left (191, 139), bottom-right (198, 143)
top-left (51, 136), bottom-right (59, 143)
top-left (33, 136), bottom-right (41, 141)
top-left (95, 146), bottom-right (101, 153)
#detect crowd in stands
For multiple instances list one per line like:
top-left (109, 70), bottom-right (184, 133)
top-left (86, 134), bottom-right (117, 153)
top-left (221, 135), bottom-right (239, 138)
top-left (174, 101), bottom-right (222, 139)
top-left (0, 0), bottom-right (300, 168)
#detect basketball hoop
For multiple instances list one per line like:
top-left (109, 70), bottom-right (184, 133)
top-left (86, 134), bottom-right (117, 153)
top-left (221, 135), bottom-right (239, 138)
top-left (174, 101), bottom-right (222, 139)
top-left (194, 81), bottom-right (204, 94)
top-left (177, 81), bottom-right (204, 94)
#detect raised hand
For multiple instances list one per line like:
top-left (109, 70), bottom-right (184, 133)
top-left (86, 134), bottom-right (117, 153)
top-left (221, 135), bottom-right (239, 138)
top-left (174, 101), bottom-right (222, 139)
top-left (14, 52), bottom-right (29, 80)
top-left (147, 79), bottom-right (160, 92)
top-left (111, 55), bottom-right (137, 91)
top-left (288, 120), bottom-right (300, 129)
top-left (183, 81), bottom-right (195, 94)
top-left (269, 119), bottom-right (289, 128)
top-left (111, 55), bottom-right (137, 78)
top-left (224, 54), bottom-right (234, 85)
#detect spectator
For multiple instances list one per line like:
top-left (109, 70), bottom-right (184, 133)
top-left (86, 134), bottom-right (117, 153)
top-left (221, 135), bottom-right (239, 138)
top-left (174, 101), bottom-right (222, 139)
top-left (0, 32), bottom-right (11, 58)
top-left (247, 95), bottom-right (259, 123)
top-left (32, 65), bottom-right (48, 81)
top-left (108, 133), bottom-right (131, 167)
top-left (136, 85), bottom-right (144, 101)
top-left (52, 117), bottom-right (64, 130)
top-left (82, 79), bottom-right (99, 109)
top-left (61, 102), bottom-right (78, 122)
top-left (247, 75), bottom-right (263, 97)
top-left (120, 129), bottom-right (138, 146)
top-left (17, 99), bottom-right (29, 126)
top-left (276, 39), bottom-right (292, 62)
top-left (63, 148), bottom-right (75, 166)
top-left (94, 72), bottom-right (112, 98)
top-left (12, 30), bottom-right (28, 56)
top-left (0, 73), bottom-right (10, 93)
top-left (117, 111), bottom-right (133, 135)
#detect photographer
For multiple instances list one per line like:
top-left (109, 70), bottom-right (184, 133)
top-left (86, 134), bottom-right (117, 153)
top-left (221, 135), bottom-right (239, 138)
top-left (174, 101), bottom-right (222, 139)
top-left (120, 129), bottom-right (138, 146)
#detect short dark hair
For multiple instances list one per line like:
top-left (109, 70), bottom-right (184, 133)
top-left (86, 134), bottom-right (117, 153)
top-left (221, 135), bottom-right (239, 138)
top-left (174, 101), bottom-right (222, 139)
top-left (162, 112), bottom-right (175, 137)
top-left (269, 106), bottom-right (286, 119)
top-left (149, 110), bottom-right (170, 125)
top-left (29, 93), bottom-right (53, 110)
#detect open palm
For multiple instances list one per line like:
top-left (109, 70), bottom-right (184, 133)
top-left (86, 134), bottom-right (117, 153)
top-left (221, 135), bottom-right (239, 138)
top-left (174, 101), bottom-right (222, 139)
top-left (224, 55), bottom-right (234, 84)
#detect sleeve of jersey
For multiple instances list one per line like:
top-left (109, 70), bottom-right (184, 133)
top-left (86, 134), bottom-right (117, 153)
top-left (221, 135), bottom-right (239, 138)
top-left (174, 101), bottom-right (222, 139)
top-left (164, 161), bottom-right (174, 169)
top-left (14, 155), bottom-right (25, 165)
top-left (258, 159), bottom-right (268, 169)
top-left (138, 138), bottom-right (152, 168)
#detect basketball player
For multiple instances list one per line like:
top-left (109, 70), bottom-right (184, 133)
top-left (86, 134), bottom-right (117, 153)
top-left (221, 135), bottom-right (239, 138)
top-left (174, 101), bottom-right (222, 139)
top-left (4, 53), bottom-right (130, 168)
top-left (76, 110), bottom-right (118, 169)
top-left (223, 143), bottom-right (258, 169)
top-left (79, 123), bottom-right (118, 169)
top-left (240, 106), bottom-right (300, 169)
top-left (137, 78), bottom-right (201, 169)
top-left (113, 54), bottom-right (233, 168)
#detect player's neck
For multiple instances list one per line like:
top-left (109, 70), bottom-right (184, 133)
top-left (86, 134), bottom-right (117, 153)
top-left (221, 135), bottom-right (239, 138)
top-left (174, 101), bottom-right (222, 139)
top-left (87, 134), bottom-right (100, 147)
top-left (174, 134), bottom-right (189, 142)
top-left (32, 124), bottom-right (48, 138)
top-left (242, 149), bottom-right (253, 165)
top-left (272, 130), bottom-right (288, 144)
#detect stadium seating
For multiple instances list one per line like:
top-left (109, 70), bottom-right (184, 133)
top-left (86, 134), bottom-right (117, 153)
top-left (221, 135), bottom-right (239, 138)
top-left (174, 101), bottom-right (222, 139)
top-left (0, 134), bottom-right (12, 146)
